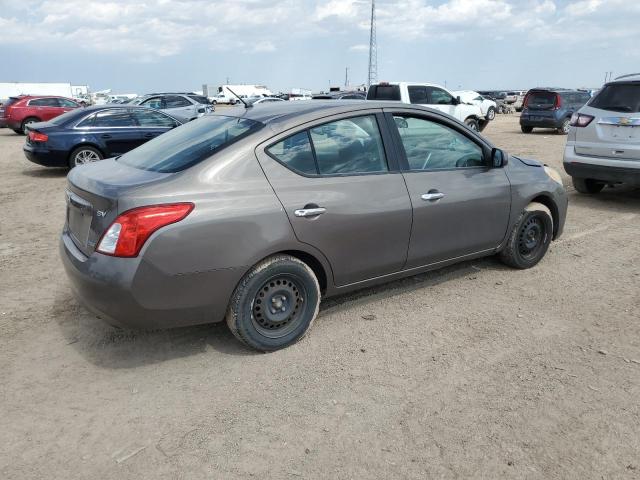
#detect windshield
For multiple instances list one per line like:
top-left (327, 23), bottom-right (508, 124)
top-left (589, 83), bottom-right (640, 113)
top-left (117, 115), bottom-right (263, 173)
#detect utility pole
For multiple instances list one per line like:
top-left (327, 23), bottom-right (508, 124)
top-left (367, 0), bottom-right (377, 87)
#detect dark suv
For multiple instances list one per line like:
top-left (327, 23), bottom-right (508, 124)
top-left (520, 89), bottom-right (591, 135)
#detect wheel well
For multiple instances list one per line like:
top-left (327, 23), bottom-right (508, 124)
top-left (68, 143), bottom-right (104, 162)
top-left (280, 250), bottom-right (328, 293)
top-left (530, 195), bottom-right (560, 239)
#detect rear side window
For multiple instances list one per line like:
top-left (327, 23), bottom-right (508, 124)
top-left (93, 110), bottom-right (135, 127)
top-left (366, 85), bottom-right (401, 101)
top-left (310, 115), bottom-right (387, 175)
top-left (29, 98), bottom-right (58, 107)
top-left (118, 115), bottom-right (262, 172)
top-left (590, 84), bottom-right (640, 113)
top-left (408, 86), bottom-right (429, 104)
top-left (164, 96), bottom-right (191, 108)
top-left (267, 131), bottom-right (316, 175)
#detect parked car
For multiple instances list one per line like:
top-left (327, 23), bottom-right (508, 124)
top-left (60, 101), bottom-right (567, 351)
top-left (138, 93), bottom-right (214, 121)
top-left (23, 105), bottom-right (182, 168)
top-left (245, 96), bottom-right (286, 106)
top-left (0, 95), bottom-right (81, 134)
top-left (312, 92), bottom-right (366, 100)
top-left (454, 90), bottom-right (497, 121)
top-left (520, 89), bottom-right (591, 134)
top-left (563, 73), bottom-right (640, 193)
top-left (367, 82), bottom-right (488, 131)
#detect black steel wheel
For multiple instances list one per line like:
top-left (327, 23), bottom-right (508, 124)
top-left (226, 255), bottom-right (320, 351)
top-left (499, 202), bottom-right (553, 269)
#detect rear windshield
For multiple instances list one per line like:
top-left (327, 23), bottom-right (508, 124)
top-left (526, 91), bottom-right (556, 108)
top-left (117, 115), bottom-right (262, 173)
top-left (188, 95), bottom-right (211, 104)
top-left (366, 84), bottom-right (401, 101)
top-left (3, 97), bottom-right (20, 107)
top-left (589, 83), bottom-right (640, 113)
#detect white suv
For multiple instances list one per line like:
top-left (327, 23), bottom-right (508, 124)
top-left (454, 90), bottom-right (497, 121)
top-left (563, 73), bottom-right (640, 193)
top-left (367, 82), bottom-right (487, 131)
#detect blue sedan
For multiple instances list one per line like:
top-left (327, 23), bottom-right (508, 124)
top-left (23, 105), bottom-right (183, 168)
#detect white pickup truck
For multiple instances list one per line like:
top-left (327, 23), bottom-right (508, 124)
top-left (366, 82), bottom-right (488, 131)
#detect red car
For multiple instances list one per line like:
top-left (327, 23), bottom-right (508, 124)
top-left (0, 95), bottom-right (81, 134)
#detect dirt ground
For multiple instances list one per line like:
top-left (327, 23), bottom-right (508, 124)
top-left (1, 114), bottom-right (639, 480)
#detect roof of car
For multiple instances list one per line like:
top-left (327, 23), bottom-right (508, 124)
top-left (612, 73), bottom-right (640, 82)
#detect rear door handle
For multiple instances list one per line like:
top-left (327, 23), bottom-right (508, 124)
top-left (421, 192), bottom-right (445, 201)
top-left (294, 207), bottom-right (326, 217)
top-left (101, 134), bottom-right (112, 139)
top-left (143, 133), bottom-right (155, 138)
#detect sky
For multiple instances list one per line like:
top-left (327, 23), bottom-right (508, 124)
top-left (0, 0), bottom-right (638, 95)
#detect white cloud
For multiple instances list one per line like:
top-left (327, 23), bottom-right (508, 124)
top-left (349, 44), bottom-right (369, 51)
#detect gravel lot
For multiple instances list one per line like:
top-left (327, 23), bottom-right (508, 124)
top-left (1, 114), bottom-right (639, 479)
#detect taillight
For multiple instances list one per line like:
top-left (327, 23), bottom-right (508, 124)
top-left (570, 113), bottom-right (594, 128)
top-left (96, 203), bottom-right (194, 257)
top-left (553, 94), bottom-right (562, 110)
top-left (523, 94), bottom-right (530, 108)
top-left (28, 131), bottom-right (48, 142)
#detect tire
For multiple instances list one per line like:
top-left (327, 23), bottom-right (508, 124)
top-left (68, 145), bottom-right (103, 169)
top-left (12, 129), bottom-right (22, 135)
top-left (521, 125), bottom-right (533, 133)
top-left (226, 255), bottom-right (321, 351)
top-left (486, 107), bottom-right (496, 121)
top-left (572, 177), bottom-right (604, 194)
top-left (557, 118), bottom-right (570, 135)
top-left (499, 202), bottom-right (553, 269)
top-left (464, 118), bottom-right (479, 131)
top-left (21, 117), bottom-right (40, 135)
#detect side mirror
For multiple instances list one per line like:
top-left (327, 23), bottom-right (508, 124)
top-left (454, 95), bottom-right (461, 105)
top-left (491, 148), bottom-right (508, 168)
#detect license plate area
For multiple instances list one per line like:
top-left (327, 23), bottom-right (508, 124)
top-left (66, 191), bottom-right (93, 248)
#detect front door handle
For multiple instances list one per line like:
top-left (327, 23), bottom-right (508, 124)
top-left (101, 134), bottom-right (112, 139)
top-left (421, 192), bottom-right (445, 201)
top-left (294, 207), bottom-right (326, 218)
top-left (143, 133), bottom-right (155, 138)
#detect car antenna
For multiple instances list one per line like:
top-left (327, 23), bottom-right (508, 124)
top-left (226, 87), bottom-right (250, 108)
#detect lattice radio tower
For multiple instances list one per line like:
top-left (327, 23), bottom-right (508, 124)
top-left (367, 0), bottom-right (378, 87)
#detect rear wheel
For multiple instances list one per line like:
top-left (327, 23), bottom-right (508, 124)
top-left (464, 118), bottom-right (479, 131)
top-left (21, 117), bottom-right (40, 135)
top-left (572, 177), bottom-right (604, 194)
top-left (226, 255), bottom-right (321, 351)
top-left (69, 146), bottom-right (103, 168)
top-left (499, 202), bottom-right (553, 269)
top-left (521, 125), bottom-right (533, 133)
top-left (557, 118), bottom-right (571, 135)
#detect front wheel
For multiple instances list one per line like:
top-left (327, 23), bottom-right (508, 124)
top-left (226, 255), bottom-right (321, 351)
top-left (521, 125), bottom-right (533, 133)
top-left (486, 107), bottom-right (496, 121)
top-left (572, 177), bottom-right (604, 194)
top-left (499, 202), bottom-right (553, 269)
top-left (557, 118), bottom-right (571, 135)
top-left (464, 118), bottom-right (479, 131)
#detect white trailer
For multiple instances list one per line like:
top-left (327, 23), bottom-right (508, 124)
top-left (0, 82), bottom-right (73, 100)
top-left (207, 84), bottom-right (273, 104)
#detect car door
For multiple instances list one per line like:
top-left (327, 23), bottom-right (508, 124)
top-left (163, 95), bottom-right (195, 119)
top-left (385, 110), bottom-right (511, 268)
top-left (426, 87), bottom-right (457, 119)
top-left (255, 112), bottom-right (413, 287)
top-left (91, 109), bottom-right (142, 156)
top-left (130, 108), bottom-right (178, 146)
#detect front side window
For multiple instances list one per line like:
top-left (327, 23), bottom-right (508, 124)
top-left (58, 98), bottom-right (79, 107)
top-left (188, 95), bottom-right (210, 105)
top-left (164, 96), bottom-right (191, 108)
top-left (309, 115), bottom-right (387, 175)
top-left (393, 116), bottom-right (484, 170)
top-left (93, 110), bottom-right (135, 127)
top-left (133, 109), bottom-right (177, 127)
top-left (428, 88), bottom-right (454, 105)
top-left (118, 115), bottom-right (262, 172)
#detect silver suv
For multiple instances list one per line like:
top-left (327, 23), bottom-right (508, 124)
top-left (138, 93), bottom-right (214, 122)
top-left (563, 74), bottom-right (640, 193)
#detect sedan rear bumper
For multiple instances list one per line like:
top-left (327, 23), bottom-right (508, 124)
top-left (60, 230), bottom-right (241, 329)
top-left (23, 144), bottom-right (69, 167)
